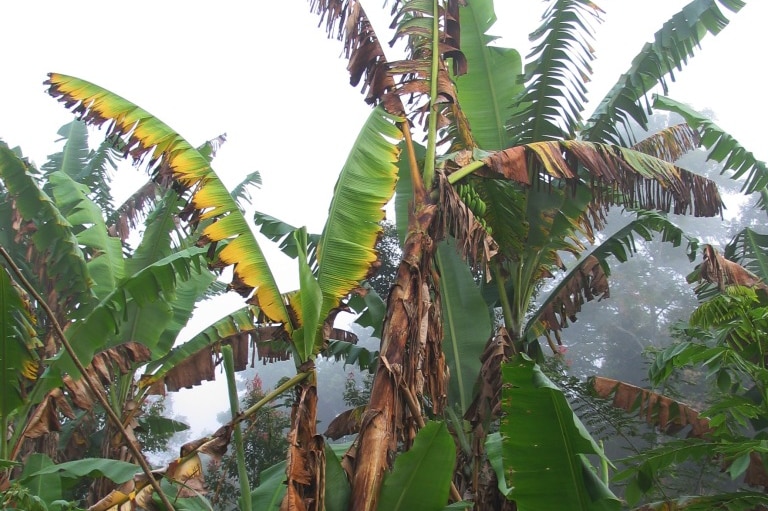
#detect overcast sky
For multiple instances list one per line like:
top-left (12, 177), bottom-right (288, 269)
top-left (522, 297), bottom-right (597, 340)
top-left (2, 0), bottom-right (764, 436)
top-left (2, 1), bottom-right (764, 239)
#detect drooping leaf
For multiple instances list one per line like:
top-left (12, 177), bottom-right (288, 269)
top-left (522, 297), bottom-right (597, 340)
top-left (724, 228), bottom-right (768, 282)
top-left (230, 169), bottom-right (262, 208)
top-left (654, 94), bottom-right (768, 200)
top-left (582, 0), bottom-right (745, 145)
top-left (631, 122), bottom-right (702, 163)
top-left (500, 355), bottom-right (620, 511)
top-left (253, 210), bottom-right (320, 265)
top-left (139, 308), bottom-right (272, 393)
top-left (376, 421), bottom-right (456, 511)
top-left (325, 339), bottom-right (379, 373)
top-left (588, 376), bottom-right (712, 438)
top-left (485, 432), bottom-right (512, 497)
top-left (19, 457), bottom-right (142, 484)
top-left (307, 0), bottom-right (405, 114)
top-left (528, 210), bottom-right (700, 343)
top-left (46, 73), bottom-right (291, 328)
top-left (480, 140), bottom-right (724, 218)
top-left (696, 245), bottom-right (767, 292)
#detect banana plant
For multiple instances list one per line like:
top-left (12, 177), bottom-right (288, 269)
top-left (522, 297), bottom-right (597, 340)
top-left (43, 71), bottom-right (403, 510)
top-left (303, 0), bottom-right (750, 510)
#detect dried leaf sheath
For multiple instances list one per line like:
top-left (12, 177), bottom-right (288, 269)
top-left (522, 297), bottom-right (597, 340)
top-left (45, 73), bottom-right (292, 328)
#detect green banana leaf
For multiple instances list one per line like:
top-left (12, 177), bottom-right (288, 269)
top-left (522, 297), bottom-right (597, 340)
top-left (437, 239), bottom-right (493, 413)
top-left (42, 120), bottom-right (118, 215)
top-left (49, 247), bottom-right (207, 380)
top-left (249, 460), bottom-right (287, 510)
top-left (18, 457), bottom-right (142, 485)
top-left (500, 356), bottom-right (620, 511)
top-left (454, 0), bottom-right (522, 150)
top-left (583, 0), bottom-right (745, 145)
top-left (18, 454), bottom-right (62, 505)
top-left (0, 142), bottom-right (92, 315)
top-left (508, 0), bottom-right (600, 143)
top-left (376, 421), bottom-right (456, 511)
top-left (316, 106), bottom-right (403, 328)
top-left (48, 171), bottom-right (125, 300)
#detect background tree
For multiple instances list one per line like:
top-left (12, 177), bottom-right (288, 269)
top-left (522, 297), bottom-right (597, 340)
top-left (206, 374), bottom-right (290, 511)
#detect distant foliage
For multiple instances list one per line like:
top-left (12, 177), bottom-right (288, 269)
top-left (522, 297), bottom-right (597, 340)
top-left (206, 375), bottom-right (290, 511)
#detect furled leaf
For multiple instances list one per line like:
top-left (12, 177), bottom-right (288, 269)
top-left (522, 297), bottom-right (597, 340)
top-left (325, 443), bottom-right (351, 511)
top-left (377, 421), bottom-right (456, 511)
top-left (293, 227), bottom-right (323, 361)
top-left (500, 356), bottom-right (620, 511)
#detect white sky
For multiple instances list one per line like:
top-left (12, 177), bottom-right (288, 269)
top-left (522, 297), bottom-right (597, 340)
top-left (1, 0), bottom-right (765, 437)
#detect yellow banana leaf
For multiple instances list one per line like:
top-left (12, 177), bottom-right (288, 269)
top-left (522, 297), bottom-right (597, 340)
top-left (46, 73), bottom-right (291, 329)
top-left (316, 107), bottom-right (402, 333)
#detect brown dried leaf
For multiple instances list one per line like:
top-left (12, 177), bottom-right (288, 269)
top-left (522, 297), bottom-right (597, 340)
top-left (699, 244), bottom-right (768, 291)
top-left (282, 382), bottom-right (324, 511)
top-left (631, 123), bottom-right (701, 163)
top-left (437, 172), bottom-right (498, 276)
top-left (589, 376), bottom-right (711, 438)
top-left (535, 255), bottom-right (609, 350)
top-left (482, 141), bottom-right (724, 218)
top-left (325, 406), bottom-right (366, 440)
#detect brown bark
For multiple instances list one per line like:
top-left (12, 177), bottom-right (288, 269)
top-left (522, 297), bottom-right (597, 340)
top-left (282, 370), bottom-right (324, 511)
top-left (348, 204), bottom-right (439, 511)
